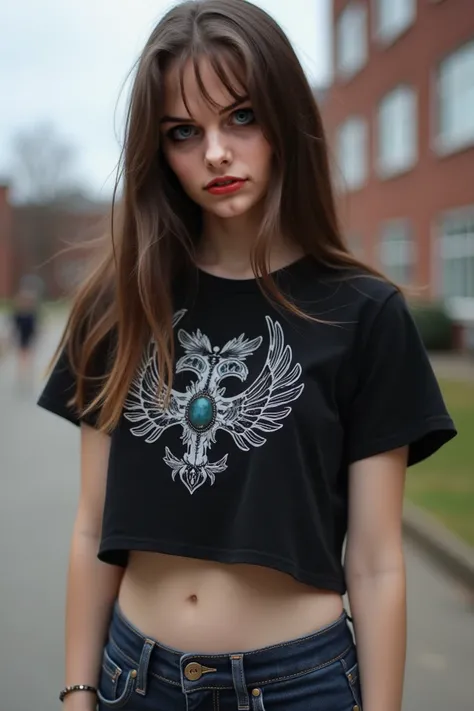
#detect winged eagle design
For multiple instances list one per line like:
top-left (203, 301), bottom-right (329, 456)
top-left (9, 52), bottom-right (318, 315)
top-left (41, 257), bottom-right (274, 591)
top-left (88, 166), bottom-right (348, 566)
top-left (123, 310), bottom-right (304, 494)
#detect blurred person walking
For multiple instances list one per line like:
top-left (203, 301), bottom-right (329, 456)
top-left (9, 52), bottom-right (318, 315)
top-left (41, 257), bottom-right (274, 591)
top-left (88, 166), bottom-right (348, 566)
top-left (10, 287), bottom-right (40, 392)
top-left (37, 2), bottom-right (457, 711)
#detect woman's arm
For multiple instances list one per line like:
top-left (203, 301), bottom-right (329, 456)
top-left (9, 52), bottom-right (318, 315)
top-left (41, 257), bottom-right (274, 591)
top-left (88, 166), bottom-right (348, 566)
top-left (344, 446), bottom-right (408, 711)
top-left (63, 424), bottom-right (124, 711)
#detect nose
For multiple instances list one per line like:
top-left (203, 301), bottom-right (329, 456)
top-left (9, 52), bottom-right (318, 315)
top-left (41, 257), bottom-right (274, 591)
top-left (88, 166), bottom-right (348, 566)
top-left (204, 131), bottom-right (232, 168)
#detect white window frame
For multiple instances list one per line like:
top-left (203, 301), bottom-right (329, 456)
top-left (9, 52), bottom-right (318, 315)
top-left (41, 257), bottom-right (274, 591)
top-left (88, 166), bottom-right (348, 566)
top-left (336, 2), bottom-right (368, 80)
top-left (436, 40), bottom-right (474, 155)
top-left (336, 116), bottom-right (368, 192)
top-left (379, 219), bottom-right (416, 284)
top-left (377, 84), bottom-right (418, 178)
top-left (374, 0), bottom-right (416, 45)
top-left (438, 206), bottom-right (474, 321)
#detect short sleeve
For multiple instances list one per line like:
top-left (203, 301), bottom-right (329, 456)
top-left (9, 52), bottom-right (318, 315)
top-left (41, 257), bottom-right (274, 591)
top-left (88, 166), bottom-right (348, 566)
top-left (37, 334), bottom-right (112, 428)
top-left (346, 291), bottom-right (457, 466)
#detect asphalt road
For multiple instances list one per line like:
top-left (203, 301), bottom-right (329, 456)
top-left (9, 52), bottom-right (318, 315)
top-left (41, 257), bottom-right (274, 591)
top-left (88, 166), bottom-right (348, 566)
top-left (1, 320), bottom-right (473, 711)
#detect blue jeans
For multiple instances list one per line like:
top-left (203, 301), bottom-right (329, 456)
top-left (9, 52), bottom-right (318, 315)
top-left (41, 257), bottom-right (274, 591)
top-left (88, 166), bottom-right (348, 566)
top-left (97, 602), bottom-right (363, 710)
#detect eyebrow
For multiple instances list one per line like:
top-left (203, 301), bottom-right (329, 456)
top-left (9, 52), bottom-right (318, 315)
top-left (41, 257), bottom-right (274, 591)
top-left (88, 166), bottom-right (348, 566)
top-left (160, 96), bottom-right (250, 125)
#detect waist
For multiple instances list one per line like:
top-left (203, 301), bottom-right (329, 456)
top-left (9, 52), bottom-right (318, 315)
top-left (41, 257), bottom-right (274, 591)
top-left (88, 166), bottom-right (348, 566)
top-left (117, 551), bottom-right (344, 651)
top-left (107, 601), bottom-right (354, 690)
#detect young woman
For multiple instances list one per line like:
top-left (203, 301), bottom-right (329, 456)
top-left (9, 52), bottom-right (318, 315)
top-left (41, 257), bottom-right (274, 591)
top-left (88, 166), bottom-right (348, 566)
top-left (38, 1), bottom-right (457, 710)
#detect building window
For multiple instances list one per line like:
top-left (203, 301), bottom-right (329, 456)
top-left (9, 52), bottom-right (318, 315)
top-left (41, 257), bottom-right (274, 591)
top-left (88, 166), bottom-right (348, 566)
top-left (336, 2), bottom-right (367, 79)
top-left (377, 85), bottom-right (417, 177)
top-left (437, 40), bottom-right (474, 154)
top-left (375, 0), bottom-right (416, 44)
top-left (440, 210), bottom-right (474, 301)
top-left (380, 220), bottom-right (415, 283)
top-left (336, 117), bottom-right (368, 191)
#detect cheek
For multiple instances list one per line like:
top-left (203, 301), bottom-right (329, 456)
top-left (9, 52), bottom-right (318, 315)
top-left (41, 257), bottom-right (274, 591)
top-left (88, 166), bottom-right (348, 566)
top-left (247, 136), bottom-right (273, 175)
top-left (164, 148), bottom-right (198, 190)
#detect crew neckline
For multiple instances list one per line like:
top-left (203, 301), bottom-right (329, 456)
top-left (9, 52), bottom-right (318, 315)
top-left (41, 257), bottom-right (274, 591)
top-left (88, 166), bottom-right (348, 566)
top-left (195, 255), bottom-right (313, 294)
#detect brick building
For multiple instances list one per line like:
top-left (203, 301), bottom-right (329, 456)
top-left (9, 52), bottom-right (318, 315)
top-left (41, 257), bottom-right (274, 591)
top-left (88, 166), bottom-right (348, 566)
top-left (321, 0), bottom-right (474, 348)
top-left (0, 185), bottom-right (14, 300)
top-left (0, 183), bottom-right (108, 300)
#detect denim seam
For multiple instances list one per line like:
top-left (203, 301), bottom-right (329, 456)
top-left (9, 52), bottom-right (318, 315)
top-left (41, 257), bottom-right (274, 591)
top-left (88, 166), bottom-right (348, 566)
top-left (114, 604), bottom-right (347, 659)
top-left (231, 654), bottom-right (250, 710)
top-left (108, 635), bottom-right (181, 688)
top-left (105, 641), bottom-right (350, 694)
top-left (108, 615), bottom-right (352, 689)
top-left (96, 670), bottom-right (136, 707)
top-left (252, 689), bottom-right (265, 711)
top-left (103, 649), bottom-right (122, 679)
top-left (340, 657), bottom-right (359, 682)
top-left (136, 639), bottom-right (155, 695)
top-left (188, 614), bottom-right (347, 659)
top-left (255, 646), bottom-right (353, 686)
top-left (340, 658), bottom-right (362, 707)
top-left (178, 644), bottom-right (353, 692)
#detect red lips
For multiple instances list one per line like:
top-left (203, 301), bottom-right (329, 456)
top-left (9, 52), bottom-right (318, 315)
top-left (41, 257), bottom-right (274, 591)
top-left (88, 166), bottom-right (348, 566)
top-left (205, 176), bottom-right (247, 196)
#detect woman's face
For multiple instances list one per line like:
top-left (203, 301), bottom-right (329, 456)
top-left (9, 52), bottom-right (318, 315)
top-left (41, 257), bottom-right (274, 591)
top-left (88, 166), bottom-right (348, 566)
top-left (160, 56), bottom-right (273, 220)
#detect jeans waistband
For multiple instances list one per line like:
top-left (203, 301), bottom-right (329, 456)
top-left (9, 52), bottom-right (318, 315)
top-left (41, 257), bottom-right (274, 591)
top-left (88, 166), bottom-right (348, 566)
top-left (108, 601), bottom-right (354, 696)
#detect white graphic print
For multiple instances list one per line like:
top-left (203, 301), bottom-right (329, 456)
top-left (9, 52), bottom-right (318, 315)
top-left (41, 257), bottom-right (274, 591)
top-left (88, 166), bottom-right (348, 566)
top-left (124, 311), bottom-right (304, 494)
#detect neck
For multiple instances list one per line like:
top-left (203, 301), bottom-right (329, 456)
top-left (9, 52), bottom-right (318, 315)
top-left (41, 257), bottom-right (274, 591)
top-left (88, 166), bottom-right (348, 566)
top-left (197, 208), bottom-right (303, 279)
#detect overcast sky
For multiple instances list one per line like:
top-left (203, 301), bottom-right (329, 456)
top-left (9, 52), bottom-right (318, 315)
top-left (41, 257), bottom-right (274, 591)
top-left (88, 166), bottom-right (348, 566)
top-left (0, 0), bottom-right (332, 201)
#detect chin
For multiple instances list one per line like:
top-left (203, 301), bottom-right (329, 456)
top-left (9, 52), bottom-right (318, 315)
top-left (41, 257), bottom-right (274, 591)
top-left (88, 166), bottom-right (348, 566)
top-left (205, 196), bottom-right (261, 219)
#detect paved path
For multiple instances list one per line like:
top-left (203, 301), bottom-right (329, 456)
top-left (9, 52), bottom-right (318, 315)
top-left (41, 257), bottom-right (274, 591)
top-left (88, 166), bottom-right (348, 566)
top-left (429, 352), bottom-right (474, 381)
top-left (1, 322), bottom-right (473, 711)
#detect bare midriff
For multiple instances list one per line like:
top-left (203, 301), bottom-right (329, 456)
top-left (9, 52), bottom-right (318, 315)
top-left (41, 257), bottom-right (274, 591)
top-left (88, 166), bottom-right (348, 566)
top-left (117, 551), bottom-right (344, 653)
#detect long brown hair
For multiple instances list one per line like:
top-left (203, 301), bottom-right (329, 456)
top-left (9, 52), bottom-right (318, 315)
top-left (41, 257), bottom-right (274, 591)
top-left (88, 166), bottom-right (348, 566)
top-left (53, 0), bottom-right (393, 432)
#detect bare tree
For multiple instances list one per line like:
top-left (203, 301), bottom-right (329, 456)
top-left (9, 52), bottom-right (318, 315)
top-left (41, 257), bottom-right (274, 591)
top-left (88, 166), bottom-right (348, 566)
top-left (10, 122), bottom-right (83, 205)
top-left (9, 122), bottom-right (93, 298)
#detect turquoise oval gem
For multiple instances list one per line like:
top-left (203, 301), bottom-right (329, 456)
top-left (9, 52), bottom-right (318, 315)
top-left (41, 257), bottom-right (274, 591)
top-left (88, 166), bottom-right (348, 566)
top-left (189, 396), bottom-right (214, 429)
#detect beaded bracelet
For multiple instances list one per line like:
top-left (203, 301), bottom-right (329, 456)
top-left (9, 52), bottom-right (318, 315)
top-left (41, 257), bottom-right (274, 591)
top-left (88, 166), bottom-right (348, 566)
top-left (59, 684), bottom-right (97, 703)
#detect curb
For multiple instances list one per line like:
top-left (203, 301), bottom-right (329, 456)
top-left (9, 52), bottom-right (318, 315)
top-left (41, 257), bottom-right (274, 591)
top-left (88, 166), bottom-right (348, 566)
top-left (402, 501), bottom-right (474, 591)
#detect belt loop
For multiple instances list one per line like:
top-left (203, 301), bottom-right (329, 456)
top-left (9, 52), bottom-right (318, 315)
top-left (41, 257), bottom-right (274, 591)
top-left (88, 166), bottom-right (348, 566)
top-left (230, 654), bottom-right (250, 710)
top-left (136, 638), bottom-right (155, 696)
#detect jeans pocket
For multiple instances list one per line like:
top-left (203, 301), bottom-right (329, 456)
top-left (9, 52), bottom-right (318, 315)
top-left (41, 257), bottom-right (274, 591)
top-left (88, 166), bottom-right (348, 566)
top-left (247, 653), bottom-right (363, 711)
top-left (97, 644), bottom-right (138, 708)
top-left (342, 660), bottom-right (363, 710)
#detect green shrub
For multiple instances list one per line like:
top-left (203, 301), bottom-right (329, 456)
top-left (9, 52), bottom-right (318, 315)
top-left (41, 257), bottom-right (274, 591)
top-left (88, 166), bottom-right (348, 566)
top-left (409, 300), bottom-right (453, 351)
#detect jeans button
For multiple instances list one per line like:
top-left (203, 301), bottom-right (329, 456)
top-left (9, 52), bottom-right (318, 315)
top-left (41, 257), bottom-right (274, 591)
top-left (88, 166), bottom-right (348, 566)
top-left (184, 662), bottom-right (202, 681)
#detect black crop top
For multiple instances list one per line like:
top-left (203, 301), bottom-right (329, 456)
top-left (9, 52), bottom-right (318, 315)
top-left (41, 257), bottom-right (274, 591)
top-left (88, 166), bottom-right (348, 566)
top-left (37, 257), bottom-right (456, 593)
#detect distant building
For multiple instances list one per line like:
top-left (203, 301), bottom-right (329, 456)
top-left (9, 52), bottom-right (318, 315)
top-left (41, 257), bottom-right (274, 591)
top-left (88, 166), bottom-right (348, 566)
top-left (0, 185), bottom-right (13, 300)
top-left (321, 0), bottom-right (474, 349)
top-left (0, 184), bottom-right (108, 300)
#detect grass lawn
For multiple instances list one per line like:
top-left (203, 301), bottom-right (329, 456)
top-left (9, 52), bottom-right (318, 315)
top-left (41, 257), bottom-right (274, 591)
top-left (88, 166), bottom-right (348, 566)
top-left (0, 299), bottom-right (70, 316)
top-left (406, 378), bottom-right (474, 546)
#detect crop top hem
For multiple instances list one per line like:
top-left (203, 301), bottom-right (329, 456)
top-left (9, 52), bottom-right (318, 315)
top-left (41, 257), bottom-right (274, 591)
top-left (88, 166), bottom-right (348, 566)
top-left (98, 536), bottom-right (346, 594)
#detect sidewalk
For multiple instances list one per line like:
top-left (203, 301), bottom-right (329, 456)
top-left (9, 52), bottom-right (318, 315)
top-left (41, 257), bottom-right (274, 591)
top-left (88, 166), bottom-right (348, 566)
top-left (416, 352), bottom-right (474, 590)
top-left (430, 352), bottom-right (474, 381)
top-left (403, 502), bottom-right (474, 592)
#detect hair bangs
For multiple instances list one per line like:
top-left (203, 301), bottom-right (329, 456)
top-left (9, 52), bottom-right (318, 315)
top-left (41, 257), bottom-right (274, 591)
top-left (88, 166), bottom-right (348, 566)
top-left (175, 42), bottom-right (249, 119)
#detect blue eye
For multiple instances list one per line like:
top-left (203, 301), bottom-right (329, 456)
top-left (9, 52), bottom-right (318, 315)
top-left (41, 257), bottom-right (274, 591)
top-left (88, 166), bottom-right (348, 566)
top-left (232, 108), bottom-right (255, 126)
top-left (169, 125), bottom-right (198, 142)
